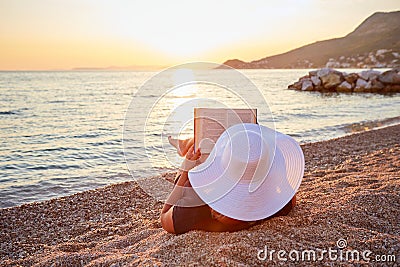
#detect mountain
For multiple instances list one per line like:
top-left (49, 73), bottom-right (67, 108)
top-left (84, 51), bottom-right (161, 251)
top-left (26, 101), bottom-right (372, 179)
top-left (220, 11), bottom-right (400, 69)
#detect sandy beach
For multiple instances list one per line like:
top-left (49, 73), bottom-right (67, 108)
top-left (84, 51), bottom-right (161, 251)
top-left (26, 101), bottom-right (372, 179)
top-left (1, 125), bottom-right (399, 266)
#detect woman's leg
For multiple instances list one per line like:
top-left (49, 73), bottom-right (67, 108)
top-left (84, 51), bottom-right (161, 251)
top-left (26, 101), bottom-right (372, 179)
top-left (168, 136), bottom-right (194, 157)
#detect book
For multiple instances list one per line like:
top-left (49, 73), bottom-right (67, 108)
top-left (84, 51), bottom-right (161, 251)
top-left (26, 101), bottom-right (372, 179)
top-left (194, 108), bottom-right (257, 154)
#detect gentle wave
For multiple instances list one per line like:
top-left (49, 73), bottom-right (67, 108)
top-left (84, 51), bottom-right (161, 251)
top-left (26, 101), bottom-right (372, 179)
top-left (0, 108), bottom-right (29, 116)
top-left (293, 116), bottom-right (400, 144)
top-left (0, 111), bottom-right (18, 115)
top-left (339, 116), bottom-right (400, 133)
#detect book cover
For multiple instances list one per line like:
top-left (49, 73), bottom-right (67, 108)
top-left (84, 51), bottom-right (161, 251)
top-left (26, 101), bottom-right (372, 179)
top-left (194, 108), bottom-right (257, 153)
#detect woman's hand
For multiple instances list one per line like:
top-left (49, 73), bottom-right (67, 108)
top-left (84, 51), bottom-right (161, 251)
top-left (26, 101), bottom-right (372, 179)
top-left (185, 145), bottom-right (201, 161)
top-left (180, 145), bottom-right (201, 172)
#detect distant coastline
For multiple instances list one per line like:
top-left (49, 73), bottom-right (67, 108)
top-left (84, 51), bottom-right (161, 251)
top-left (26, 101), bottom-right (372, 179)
top-left (220, 11), bottom-right (400, 69)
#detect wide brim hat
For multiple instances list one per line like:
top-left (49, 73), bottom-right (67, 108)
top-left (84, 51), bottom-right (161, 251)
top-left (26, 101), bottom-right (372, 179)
top-left (188, 123), bottom-right (304, 221)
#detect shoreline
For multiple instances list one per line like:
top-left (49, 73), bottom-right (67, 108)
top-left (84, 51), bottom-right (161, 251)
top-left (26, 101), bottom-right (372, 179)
top-left (2, 118), bottom-right (400, 210)
top-left (1, 125), bottom-right (399, 266)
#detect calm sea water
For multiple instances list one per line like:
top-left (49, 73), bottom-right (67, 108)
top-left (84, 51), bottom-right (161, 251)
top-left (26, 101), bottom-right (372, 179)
top-left (1, 69), bottom-right (399, 208)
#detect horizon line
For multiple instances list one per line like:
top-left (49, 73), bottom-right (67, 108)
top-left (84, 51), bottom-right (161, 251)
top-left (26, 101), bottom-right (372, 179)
top-left (0, 65), bottom-right (171, 72)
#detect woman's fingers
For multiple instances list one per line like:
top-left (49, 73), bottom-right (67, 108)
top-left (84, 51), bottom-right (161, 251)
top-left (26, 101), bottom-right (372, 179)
top-left (193, 148), bottom-right (201, 160)
top-left (179, 138), bottom-right (194, 156)
top-left (180, 146), bottom-right (201, 171)
top-left (179, 145), bottom-right (202, 172)
top-left (185, 145), bottom-right (194, 159)
top-left (185, 145), bottom-right (201, 160)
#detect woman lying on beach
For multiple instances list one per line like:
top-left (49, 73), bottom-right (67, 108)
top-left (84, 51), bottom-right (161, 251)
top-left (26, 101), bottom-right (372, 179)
top-left (161, 123), bottom-right (304, 234)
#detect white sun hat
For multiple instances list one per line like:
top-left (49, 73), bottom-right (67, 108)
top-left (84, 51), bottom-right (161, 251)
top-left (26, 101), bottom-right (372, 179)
top-left (188, 123), bottom-right (304, 221)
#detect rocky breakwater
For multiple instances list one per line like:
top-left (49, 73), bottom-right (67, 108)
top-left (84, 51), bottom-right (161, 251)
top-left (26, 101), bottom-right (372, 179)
top-left (288, 68), bottom-right (400, 93)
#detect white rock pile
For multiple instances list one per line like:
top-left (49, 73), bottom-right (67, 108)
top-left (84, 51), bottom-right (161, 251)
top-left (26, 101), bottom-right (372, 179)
top-left (288, 68), bottom-right (400, 93)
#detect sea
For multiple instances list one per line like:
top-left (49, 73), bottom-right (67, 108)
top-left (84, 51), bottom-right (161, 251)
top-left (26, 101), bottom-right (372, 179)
top-left (1, 69), bottom-right (399, 208)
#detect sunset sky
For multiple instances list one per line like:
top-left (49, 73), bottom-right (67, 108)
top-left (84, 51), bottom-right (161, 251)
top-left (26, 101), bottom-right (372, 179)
top-left (1, 0), bottom-right (399, 70)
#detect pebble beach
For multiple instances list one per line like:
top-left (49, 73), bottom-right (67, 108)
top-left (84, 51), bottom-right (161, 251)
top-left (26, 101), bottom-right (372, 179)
top-left (1, 125), bottom-right (399, 266)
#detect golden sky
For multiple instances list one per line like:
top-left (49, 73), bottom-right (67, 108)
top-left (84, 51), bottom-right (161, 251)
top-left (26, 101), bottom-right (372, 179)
top-left (0, 0), bottom-right (399, 70)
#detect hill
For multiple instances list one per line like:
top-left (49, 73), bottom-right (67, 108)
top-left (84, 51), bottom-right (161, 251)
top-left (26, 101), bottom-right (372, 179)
top-left (221, 11), bottom-right (400, 69)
